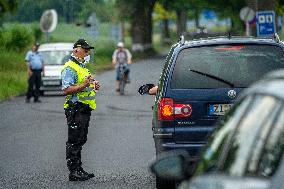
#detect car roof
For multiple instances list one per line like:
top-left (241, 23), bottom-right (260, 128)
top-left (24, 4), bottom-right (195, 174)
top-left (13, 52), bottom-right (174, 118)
top-left (175, 36), bottom-right (284, 49)
top-left (239, 69), bottom-right (284, 101)
top-left (38, 43), bottom-right (73, 51)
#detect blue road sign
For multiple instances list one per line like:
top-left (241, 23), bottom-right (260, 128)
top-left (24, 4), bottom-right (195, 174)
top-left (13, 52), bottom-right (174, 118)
top-left (257, 11), bottom-right (276, 37)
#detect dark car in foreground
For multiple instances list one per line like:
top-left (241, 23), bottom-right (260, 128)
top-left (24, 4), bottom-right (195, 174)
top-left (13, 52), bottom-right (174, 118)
top-left (152, 35), bottom-right (284, 188)
top-left (151, 68), bottom-right (284, 189)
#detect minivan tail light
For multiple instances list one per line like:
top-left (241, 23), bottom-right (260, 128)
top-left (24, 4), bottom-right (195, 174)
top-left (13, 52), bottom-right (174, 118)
top-left (158, 98), bottom-right (193, 121)
top-left (158, 98), bottom-right (174, 120)
top-left (174, 104), bottom-right (193, 118)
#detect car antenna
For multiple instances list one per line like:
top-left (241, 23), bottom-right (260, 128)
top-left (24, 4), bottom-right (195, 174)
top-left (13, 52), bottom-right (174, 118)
top-left (179, 35), bottom-right (185, 45)
top-left (228, 31), bottom-right (232, 39)
top-left (273, 33), bottom-right (280, 43)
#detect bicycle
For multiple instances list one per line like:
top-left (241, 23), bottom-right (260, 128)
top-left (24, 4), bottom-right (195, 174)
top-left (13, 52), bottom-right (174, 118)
top-left (118, 63), bottom-right (127, 95)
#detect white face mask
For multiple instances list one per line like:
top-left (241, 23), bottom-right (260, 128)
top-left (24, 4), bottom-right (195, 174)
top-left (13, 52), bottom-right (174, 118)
top-left (83, 55), bottom-right (90, 64)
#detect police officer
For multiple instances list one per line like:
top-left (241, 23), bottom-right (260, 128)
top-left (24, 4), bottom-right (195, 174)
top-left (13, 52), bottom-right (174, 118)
top-left (25, 43), bottom-right (44, 103)
top-left (61, 39), bottom-right (100, 181)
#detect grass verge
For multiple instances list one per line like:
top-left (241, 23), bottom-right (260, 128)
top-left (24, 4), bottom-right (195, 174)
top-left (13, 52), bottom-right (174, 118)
top-left (0, 51), bottom-right (27, 101)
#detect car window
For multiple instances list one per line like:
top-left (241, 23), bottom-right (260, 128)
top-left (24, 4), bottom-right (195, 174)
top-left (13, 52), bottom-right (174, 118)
top-left (194, 96), bottom-right (252, 175)
top-left (171, 44), bottom-right (284, 89)
top-left (246, 101), bottom-right (282, 176)
top-left (256, 106), bottom-right (284, 177)
top-left (156, 44), bottom-right (178, 100)
top-left (221, 95), bottom-right (280, 176)
top-left (41, 50), bottom-right (72, 65)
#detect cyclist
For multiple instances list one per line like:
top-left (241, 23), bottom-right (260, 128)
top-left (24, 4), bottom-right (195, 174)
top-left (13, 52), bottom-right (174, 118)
top-left (112, 42), bottom-right (132, 92)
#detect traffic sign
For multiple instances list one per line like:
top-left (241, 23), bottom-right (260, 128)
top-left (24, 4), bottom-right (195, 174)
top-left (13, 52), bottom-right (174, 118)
top-left (257, 11), bottom-right (276, 37)
top-left (240, 7), bottom-right (255, 22)
top-left (40, 9), bottom-right (58, 33)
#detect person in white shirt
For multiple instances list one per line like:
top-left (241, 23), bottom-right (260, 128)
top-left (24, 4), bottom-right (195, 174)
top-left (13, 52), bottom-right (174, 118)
top-left (112, 42), bottom-right (132, 92)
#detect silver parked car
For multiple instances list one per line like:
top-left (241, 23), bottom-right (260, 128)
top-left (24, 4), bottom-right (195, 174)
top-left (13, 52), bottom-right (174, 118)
top-left (39, 43), bottom-right (73, 95)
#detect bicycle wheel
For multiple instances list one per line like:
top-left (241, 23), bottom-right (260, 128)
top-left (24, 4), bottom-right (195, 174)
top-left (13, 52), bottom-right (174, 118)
top-left (119, 73), bottom-right (125, 95)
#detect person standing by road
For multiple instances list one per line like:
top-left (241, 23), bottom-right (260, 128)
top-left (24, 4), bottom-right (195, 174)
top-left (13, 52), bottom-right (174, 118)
top-left (112, 42), bottom-right (132, 92)
top-left (61, 39), bottom-right (100, 181)
top-left (25, 43), bottom-right (44, 103)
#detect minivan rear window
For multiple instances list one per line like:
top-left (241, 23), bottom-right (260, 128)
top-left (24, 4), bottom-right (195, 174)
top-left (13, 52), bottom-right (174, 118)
top-left (171, 44), bottom-right (284, 89)
top-left (41, 50), bottom-right (71, 65)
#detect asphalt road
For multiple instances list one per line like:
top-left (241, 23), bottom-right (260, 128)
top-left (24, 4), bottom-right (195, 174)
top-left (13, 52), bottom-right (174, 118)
top-left (0, 57), bottom-right (164, 189)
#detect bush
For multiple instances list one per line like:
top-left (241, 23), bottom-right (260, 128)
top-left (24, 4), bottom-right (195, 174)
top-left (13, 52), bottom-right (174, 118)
top-left (31, 23), bottom-right (43, 42)
top-left (0, 29), bottom-right (12, 51)
top-left (5, 24), bottom-right (33, 52)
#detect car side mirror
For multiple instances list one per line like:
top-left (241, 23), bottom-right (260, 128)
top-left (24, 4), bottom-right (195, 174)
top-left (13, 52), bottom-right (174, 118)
top-left (150, 150), bottom-right (191, 181)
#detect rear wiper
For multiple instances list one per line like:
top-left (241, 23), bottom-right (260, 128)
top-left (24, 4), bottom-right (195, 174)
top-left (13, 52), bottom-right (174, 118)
top-left (189, 69), bottom-right (234, 88)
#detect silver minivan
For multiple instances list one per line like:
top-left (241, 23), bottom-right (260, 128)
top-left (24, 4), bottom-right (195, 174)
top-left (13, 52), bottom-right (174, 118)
top-left (39, 43), bottom-right (73, 95)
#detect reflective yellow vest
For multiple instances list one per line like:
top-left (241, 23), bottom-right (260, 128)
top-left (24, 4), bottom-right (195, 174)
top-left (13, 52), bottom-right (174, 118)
top-left (62, 60), bottom-right (96, 110)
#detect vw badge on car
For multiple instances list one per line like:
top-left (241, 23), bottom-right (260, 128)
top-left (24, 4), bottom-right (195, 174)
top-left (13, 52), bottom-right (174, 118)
top-left (228, 90), bottom-right (237, 99)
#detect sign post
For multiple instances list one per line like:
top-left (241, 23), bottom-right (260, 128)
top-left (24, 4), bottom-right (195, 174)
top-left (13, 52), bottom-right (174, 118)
top-left (256, 11), bottom-right (276, 37)
top-left (239, 7), bottom-right (255, 36)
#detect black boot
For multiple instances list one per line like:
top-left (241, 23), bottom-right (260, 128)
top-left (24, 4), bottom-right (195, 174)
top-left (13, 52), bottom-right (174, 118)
top-left (78, 167), bottom-right (95, 179)
top-left (69, 167), bottom-right (94, 181)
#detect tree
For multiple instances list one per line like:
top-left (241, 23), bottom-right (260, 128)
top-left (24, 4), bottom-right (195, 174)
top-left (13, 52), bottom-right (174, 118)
top-left (153, 2), bottom-right (175, 44)
top-left (5, 0), bottom-right (109, 24)
top-left (0, 0), bottom-right (18, 25)
top-left (159, 0), bottom-right (190, 36)
top-left (116, 0), bottom-right (156, 52)
top-left (159, 0), bottom-right (210, 37)
top-left (206, 0), bottom-right (246, 35)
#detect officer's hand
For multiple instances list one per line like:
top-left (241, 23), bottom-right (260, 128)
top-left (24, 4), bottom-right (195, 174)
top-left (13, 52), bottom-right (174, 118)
top-left (138, 84), bottom-right (155, 95)
top-left (83, 75), bottom-right (93, 87)
top-left (94, 80), bottom-right (100, 90)
top-left (28, 69), bottom-right (33, 77)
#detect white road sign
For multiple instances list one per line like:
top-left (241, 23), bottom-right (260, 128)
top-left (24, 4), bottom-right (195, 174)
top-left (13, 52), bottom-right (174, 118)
top-left (240, 7), bottom-right (255, 22)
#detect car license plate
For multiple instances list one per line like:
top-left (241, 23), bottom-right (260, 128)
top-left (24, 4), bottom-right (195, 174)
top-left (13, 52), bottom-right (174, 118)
top-left (43, 80), bottom-right (60, 85)
top-left (209, 104), bottom-right (232, 115)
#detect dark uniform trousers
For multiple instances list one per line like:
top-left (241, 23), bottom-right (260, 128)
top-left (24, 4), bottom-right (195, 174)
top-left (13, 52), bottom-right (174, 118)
top-left (65, 102), bottom-right (91, 172)
top-left (26, 69), bottom-right (42, 101)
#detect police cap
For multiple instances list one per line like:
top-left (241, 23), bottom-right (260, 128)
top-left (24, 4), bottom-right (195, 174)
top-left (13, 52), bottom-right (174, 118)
top-left (73, 39), bottom-right (94, 49)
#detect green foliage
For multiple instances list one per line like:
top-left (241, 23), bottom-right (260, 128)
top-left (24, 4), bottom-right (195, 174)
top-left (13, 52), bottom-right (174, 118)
top-left (6, 0), bottom-right (115, 24)
top-left (4, 24), bottom-right (33, 52)
top-left (276, 0), bottom-right (284, 15)
top-left (75, 0), bottom-right (115, 24)
top-left (0, 70), bottom-right (27, 101)
top-left (31, 23), bottom-right (43, 42)
top-left (0, 51), bottom-right (27, 101)
top-left (0, 0), bottom-right (18, 23)
top-left (115, 0), bottom-right (156, 21)
top-left (153, 2), bottom-right (175, 21)
top-left (0, 28), bottom-right (12, 50)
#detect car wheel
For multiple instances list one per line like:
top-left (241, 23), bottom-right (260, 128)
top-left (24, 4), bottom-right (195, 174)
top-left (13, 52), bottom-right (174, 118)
top-left (154, 139), bottom-right (164, 155)
top-left (156, 177), bottom-right (176, 189)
